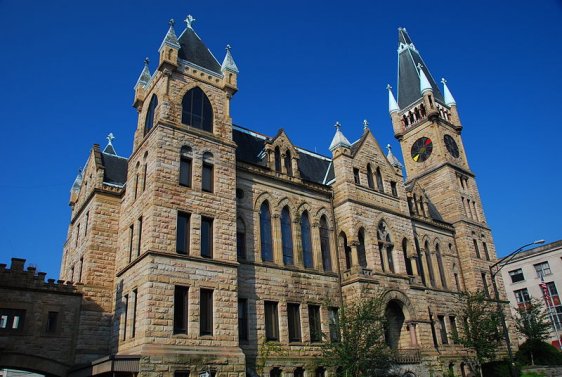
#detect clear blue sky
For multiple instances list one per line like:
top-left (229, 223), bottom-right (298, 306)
top-left (1, 1), bottom-right (561, 279)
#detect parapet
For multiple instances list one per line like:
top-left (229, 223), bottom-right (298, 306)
top-left (0, 258), bottom-right (83, 294)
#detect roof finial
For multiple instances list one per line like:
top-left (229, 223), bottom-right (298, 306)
top-left (226, 44), bottom-right (231, 51)
top-left (107, 133), bottom-right (115, 145)
top-left (441, 77), bottom-right (447, 84)
top-left (144, 57), bottom-right (149, 66)
top-left (185, 15), bottom-right (195, 29)
top-left (335, 121), bottom-right (341, 129)
top-left (363, 119), bottom-right (369, 131)
top-left (441, 77), bottom-right (456, 106)
top-left (169, 18), bottom-right (175, 27)
top-left (386, 84), bottom-right (392, 91)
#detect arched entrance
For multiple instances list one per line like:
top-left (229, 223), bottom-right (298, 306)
top-left (385, 300), bottom-right (405, 349)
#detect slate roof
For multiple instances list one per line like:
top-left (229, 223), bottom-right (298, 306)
top-left (178, 27), bottom-right (222, 74)
top-left (100, 152), bottom-right (128, 187)
top-left (233, 125), bottom-right (334, 185)
top-left (397, 28), bottom-right (444, 109)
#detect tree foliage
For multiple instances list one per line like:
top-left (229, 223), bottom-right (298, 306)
top-left (514, 298), bottom-right (552, 344)
top-left (452, 291), bottom-right (503, 376)
top-left (320, 293), bottom-right (393, 377)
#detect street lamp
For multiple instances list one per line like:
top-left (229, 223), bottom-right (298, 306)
top-left (489, 239), bottom-right (545, 377)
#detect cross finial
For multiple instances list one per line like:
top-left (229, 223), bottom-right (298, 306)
top-left (169, 19), bottom-right (175, 27)
top-left (417, 62), bottom-right (423, 70)
top-left (363, 119), bottom-right (369, 130)
top-left (386, 144), bottom-right (392, 152)
top-left (441, 77), bottom-right (447, 84)
top-left (386, 84), bottom-right (392, 91)
top-left (335, 121), bottom-right (341, 129)
top-left (107, 133), bottom-right (115, 145)
top-left (185, 15), bottom-right (195, 29)
top-left (144, 57), bottom-right (149, 66)
top-left (226, 44), bottom-right (232, 51)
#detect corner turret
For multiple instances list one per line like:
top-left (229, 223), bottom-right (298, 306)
top-left (158, 19), bottom-right (180, 71)
top-left (133, 58), bottom-right (151, 109)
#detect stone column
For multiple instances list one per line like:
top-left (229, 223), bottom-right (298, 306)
top-left (311, 221), bottom-right (322, 271)
top-left (349, 241), bottom-right (360, 267)
top-left (272, 213), bottom-right (283, 264)
top-left (408, 323), bottom-right (418, 346)
top-left (380, 245), bottom-right (390, 272)
top-left (294, 218), bottom-right (304, 268)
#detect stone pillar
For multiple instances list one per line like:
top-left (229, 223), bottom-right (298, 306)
top-left (349, 241), bottom-right (360, 267)
top-left (420, 250), bottom-right (431, 287)
top-left (430, 253), bottom-right (442, 289)
top-left (410, 256), bottom-right (419, 275)
top-left (294, 219), bottom-right (304, 268)
top-left (408, 323), bottom-right (418, 346)
top-left (311, 222), bottom-right (322, 271)
top-left (380, 245), bottom-right (390, 272)
top-left (272, 213), bottom-right (283, 264)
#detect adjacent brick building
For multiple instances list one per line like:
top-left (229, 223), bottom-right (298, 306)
top-left (0, 16), bottom-right (512, 377)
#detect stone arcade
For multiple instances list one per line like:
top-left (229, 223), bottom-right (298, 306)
top-left (0, 16), bottom-right (511, 377)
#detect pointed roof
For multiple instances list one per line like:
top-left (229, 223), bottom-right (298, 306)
top-left (71, 169), bottom-right (83, 193)
top-left (386, 144), bottom-right (403, 169)
top-left (418, 64), bottom-right (432, 94)
top-left (397, 28), bottom-right (443, 109)
top-left (134, 58), bottom-right (151, 89)
top-left (329, 122), bottom-right (351, 151)
top-left (103, 133), bottom-right (117, 155)
top-left (177, 15), bottom-right (222, 74)
top-left (159, 19), bottom-right (181, 52)
top-left (441, 78), bottom-right (456, 106)
top-left (387, 84), bottom-right (400, 113)
top-left (221, 45), bottom-right (239, 73)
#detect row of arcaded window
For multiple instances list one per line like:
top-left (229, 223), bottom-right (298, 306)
top-left (144, 87), bottom-right (214, 136)
top-left (273, 146), bottom-right (294, 176)
top-left (179, 146), bottom-right (214, 193)
top-left (255, 201), bottom-right (332, 272)
top-left (472, 232), bottom-right (490, 261)
top-left (354, 164), bottom-right (398, 197)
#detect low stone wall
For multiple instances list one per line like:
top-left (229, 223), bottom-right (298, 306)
top-left (523, 366), bottom-right (562, 377)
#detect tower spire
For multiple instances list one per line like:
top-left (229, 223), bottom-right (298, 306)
top-left (134, 58), bottom-right (151, 89)
top-left (441, 78), bottom-right (456, 106)
top-left (221, 44), bottom-right (239, 74)
top-left (387, 84), bottom-right (400, 114)
top-left (418, 63), bottom-right (432, 95)
top-left (397, 28), bottom-right (443, 109)
top-left (159, 19), bottom-right (181, 53)
top-left (329, 122), bottom-right (351, 151)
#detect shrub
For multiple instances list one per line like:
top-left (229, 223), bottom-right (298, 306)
top-left (515, 340), bottom-right (562, 366)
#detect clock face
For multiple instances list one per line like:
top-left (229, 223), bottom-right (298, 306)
top-left (444, 134), bottom-right (460, 158)
top-left (411, 137), bottom-right (433, 162)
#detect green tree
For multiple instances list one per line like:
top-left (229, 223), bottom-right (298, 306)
top-left (452, 291), bottom-right (502, 377)
top-left (514, 298), bottom-right (553, 365)
top-left (319, 293), bottom-right (393, 377)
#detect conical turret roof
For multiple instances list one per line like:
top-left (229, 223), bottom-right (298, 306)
top-left (221, 45), bottom-right (239, 73)
top-left (397, 28), bottom-right (443, 109)
top-left (441, 78), bottom-right (456, 106)
top-left (134, 58), bottom-right (151, 89)
top-left (329, 122), bottom-right (351, 151)
top-left (159, 19), bottom-right (181, 52)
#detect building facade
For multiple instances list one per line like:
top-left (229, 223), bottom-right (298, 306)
top-left (0, 15), bottom-right (511, 377)
top-left (500, 240), bottom-right (562, 349)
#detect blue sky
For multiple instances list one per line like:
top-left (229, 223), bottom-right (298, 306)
top-left (0, 1), bottom-right (561, 278)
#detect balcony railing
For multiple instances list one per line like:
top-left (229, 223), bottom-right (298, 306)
top-left (393, 348), bottom-right (421, 364)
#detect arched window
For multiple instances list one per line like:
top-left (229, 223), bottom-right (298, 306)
top-left (259, 201), bottom-right (273, 262)
top-left (142, 152), bottom-right (148, 192)
top-left (402, 238), bottom-right (413, 275)
top-left (415, 238), bottom-right (425, 285)
top-left (202, 152), bottom-right (214, 193)
top-left (134, 161), bottom-right (140, 200)
top-left (179, 146), bottom-right (192, 187)
top-left (284, 150), bottom-right (293, 176)
top-left (377, 222), bottom-right (394, 272)
top-left (181, 87), bottom-right (213, 132)
top-left (144, 95), bottom-right (158, 135)
top-left (341, 232), bottom-right (352, 270)
top-left (274, 147), bottom-right (281, 173)
top-left (366, 164), bottom-right (375, 189)
top-left (357, 228), bottom-right (368, 268)
top-left (319, 216), bottom-right (332, 272)
top-left (301, 211), bottom-right (313, 268)
top-left (436, 243), bottom-right (447, 288)
top-left (281, 206), bottom-right (294, 265)
top-left (376, 168), bottom-right (384, 193)
top-left (472, 232), bottom-right (481, 259)
top-left (236, 217), bottom-right (246, 260)
top-left (424, 241), bottom-right (436, 287)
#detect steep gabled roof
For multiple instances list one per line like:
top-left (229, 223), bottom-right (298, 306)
top-left (100, 152), bottom-right (128, 187)
top-left (177, 24), bottom-right (222, 74)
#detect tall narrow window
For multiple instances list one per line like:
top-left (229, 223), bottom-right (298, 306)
top-left (176, 212), bottom-right (190, 255)
top-left (78, 257), bottom-right (83, 282)
top-left (264, 301), bottom-right (279, 340)
top-left (137, 216), bottom-right (143, 257)
top-left (46, 311), bottom-right (58, 333)
top-left (449, 316), bottom-right (458, 343)
top-left (376, 167), bottom-right (384, 193)
top-left (308, 305), bottom-right (321, 342)
top-left (84, 212), bottom-right (89, 236)
top-left (274, 147), bottom-right (281, 173)
top-left (473, 236), bottom-right (481, 259)
top-left (391, 181), bottom-right (398, 197)
top-left (201, 216), bottom-right (213, 258)
top-left (377, 222), bottom-right (394, 273)
top-left (179, 146), bottom-right (193, 187)
top-left (260, 201), bottom-right (273, 262)
top-left (287, 303), bottom-right (302, 342)
top-left (200, 289), bottom-right (213, 336)
top-left (236, 218), bottom-right (246, 260)
top-left (144, 95), bottom-right (158, 135)
top-left (366, 164), bottom-right (374, 189)
top-left (425, 241), bottom-right (436, 287)
top-left (281, 207), bottom-right (294, 265)
top-left (142, 152), bottom-right (148, 192)
top-left (341, 232), bottom-right (352, 270)
top-left (353, 168), bottom-right (360, 185)
top-left (301, 211), bottom-right (313, 268)
top-left (75, 224), bottom-right (80, 247)
top-left (181, 87), bottom-right (213, 132)
top-left (438, 315), bottom-right (448, 344)
top-left (436, 244), bottom-right (447, 288)
top-left (134, 162), bottom-right (140, 200)
top-left (482, 241), bottom-right (490, 261)
top-left (123, 294), bottom-right (129, 340)
top-left (202, 152), bottom-right (214, 193)
top-left (319, 216), bottom-right (332, 272)
top-left (481, 272), bottom-right (490, 297)
top-left (238, 298), bottom-right (248, 342)
top-left (415, 238), bottom-right (426, 285)
top-left (357, 229), bottom-right (368, 268)
top-left (132, 289), bottom-right (138, 338)
top-left (284, 150), bottom-right (293, 176)
top-left (128, 224), bottom-right (134, 262)
top-left (402, 239), bottom-right (413, 275)
top-left (329, 307), bottom-right (340, 342)
top-left (174, 286), bottom-right (188, 334)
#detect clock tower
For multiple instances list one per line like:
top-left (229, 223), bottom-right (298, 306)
top-left (388, 28), bottom-right (500, 294)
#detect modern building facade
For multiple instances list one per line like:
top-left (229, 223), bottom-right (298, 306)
top-left (500, 240), bottom-right (562, 349)
top-left (0, 15), bottom-right (512, 377)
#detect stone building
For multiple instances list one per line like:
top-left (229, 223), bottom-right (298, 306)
top-left (500, 240), bottom-right (562, 349)
top-left (0, 15), bottom-right (510, 377)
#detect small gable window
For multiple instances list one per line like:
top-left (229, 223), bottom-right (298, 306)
top-left (182, 87), bottom-right (213, 132)
top-left (144, 95), bottom-right (158, 135)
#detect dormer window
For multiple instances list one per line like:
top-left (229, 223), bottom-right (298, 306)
top-left (144, 95), bottom-right (158, 135)
top-left (182, 87), bottom-right (213, 132)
